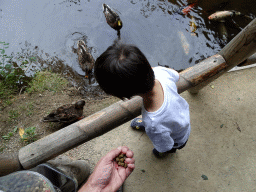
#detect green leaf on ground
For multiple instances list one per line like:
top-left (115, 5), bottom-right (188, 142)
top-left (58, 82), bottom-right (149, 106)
top-left (13, 127), bottom-right (18, 133)
top-left (201, 175), bottom-right (208, 180)
top-left (2, 135), bottom-right (10, 140)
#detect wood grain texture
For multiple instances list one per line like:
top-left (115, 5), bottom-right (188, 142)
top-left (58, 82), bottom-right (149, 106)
top-left (0, 153), bottom-right (22, 176)
top-left (219, 18), bottom-right (256, 67)
top-left (177, 54), bottom-right (227, 93)
top-left (238, 53), bottom-right (256, 67)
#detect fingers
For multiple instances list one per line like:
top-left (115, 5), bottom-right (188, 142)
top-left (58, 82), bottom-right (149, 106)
top-left (125, 157), bottom-right (135, 165)
top-left (126, 164), bottom-right (135, 176)
top-left (127, 164), bottom-right (135, 170)
top-left (101, 146), bottom-right (134, 166)
top-left (119, 146), bottom-right (128, 154)
top-left (118, 146), bottom-right (134, 158)
top-left (103, 148), bottom-right (122, 162)
top-left (125, 150), bottom-right (134, 158)
top-left (125, 157), bottom-right (135, 177)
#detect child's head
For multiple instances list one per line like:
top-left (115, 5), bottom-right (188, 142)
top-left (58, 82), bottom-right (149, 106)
top-left (94, 40), bottom-right (155, 99)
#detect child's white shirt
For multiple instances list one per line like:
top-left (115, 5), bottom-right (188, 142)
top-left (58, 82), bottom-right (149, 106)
top-left (142, 66), bottom-right (191, 152)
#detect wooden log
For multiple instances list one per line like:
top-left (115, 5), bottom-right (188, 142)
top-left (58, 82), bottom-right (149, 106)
top-left (237, 53), bottom-right (256, 67)
top-left (0, 153), bottom-right (22, 176)
top-left (188, 18), bottom-right (256, 93)
top-left (177, 54), bottom-right (227, 94)
top-left (219, 18), bottom-right (256, 67)
top-left (18, 97), bottom-right (142, 169)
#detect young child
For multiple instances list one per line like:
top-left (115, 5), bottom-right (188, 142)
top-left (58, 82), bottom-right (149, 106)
top-left (94, 40), bottom-right (191, 157)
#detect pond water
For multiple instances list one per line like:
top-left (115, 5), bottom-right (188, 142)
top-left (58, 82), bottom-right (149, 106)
top-left (0, 0), bottom-right (255, 90)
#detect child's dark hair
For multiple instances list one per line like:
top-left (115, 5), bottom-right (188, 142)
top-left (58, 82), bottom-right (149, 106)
top-left (94, 40), bottom-right (155, 99)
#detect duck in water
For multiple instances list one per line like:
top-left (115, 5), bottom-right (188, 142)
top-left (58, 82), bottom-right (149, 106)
top-left (103, 3), bottom-right (123, 39)
top-left (77, 40), bottom-right (95, 85)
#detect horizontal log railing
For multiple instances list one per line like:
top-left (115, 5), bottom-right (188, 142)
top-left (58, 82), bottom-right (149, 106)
top-left (0, 18), bottom-right (256, 176)
top-left (237, 53), bottom-right (256, 67)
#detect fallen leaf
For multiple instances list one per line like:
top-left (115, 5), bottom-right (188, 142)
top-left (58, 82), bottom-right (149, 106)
top-left (201, 174), bottom-right (208, 180)
top-left (19, 128), bottom-right (24, 138)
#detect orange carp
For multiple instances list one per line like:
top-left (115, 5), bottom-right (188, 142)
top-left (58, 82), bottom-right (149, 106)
top-left (181, 2), bottom-right (197, 15)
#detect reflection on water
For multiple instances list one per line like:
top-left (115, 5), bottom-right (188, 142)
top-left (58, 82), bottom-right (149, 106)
top-left (0, 0), bottom-right (255, 91)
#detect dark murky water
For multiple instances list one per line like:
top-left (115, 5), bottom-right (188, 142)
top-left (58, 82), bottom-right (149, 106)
top-left (0, 0), bottom-right (255, 92)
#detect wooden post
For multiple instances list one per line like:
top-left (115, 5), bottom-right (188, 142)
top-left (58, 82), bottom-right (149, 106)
top-left (1, 20), bottom-right (256, 177)
top-left (237, 53), bottom-right (256, 67)
top-left (188, 18), bottom-right (256, 93)
top-left (177, 54), bottom-right (227, 94)
top-left (0, 153), bottom-right (22, 176)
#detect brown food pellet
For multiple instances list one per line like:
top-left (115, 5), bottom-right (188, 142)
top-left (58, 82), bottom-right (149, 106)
top-left (115, 153), bottom-right (127, 167)
top-left (119, 154), bottom-right (124, 158)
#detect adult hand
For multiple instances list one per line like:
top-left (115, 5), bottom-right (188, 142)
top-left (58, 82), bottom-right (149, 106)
top-left (78, 146), bottom-right (135, 192)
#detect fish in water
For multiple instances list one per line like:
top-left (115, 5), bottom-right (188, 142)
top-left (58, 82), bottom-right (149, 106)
top-left (181, 2), bottom-right (197, 15)
top-left (77, 40), bottom-right (95, 85)
top-left (43, 100), bottom-right (85, 123)
top-left (178, 31), bottom-right (189, 55)
top-left (103, 3), bottom-right (123, 39)
top-left (190, 16), bottom-right (197, 36)
top-left (208, 10), bottom-right (250, 22)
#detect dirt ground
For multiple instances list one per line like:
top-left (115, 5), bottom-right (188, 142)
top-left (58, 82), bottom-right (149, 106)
top-left (0, 84), bottom-right (119, 154)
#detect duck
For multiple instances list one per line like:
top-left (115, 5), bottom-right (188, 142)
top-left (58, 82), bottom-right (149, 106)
top-left (43, 100), bottom-right (85, 123)
top-left (77, 40), bottom-right (95, 84)
top-left (103, 3), bottom-right (123, 39)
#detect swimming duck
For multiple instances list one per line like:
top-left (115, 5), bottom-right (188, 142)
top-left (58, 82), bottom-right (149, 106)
top-left (43, 100), bottom-right (85, 123)
top-left (77, 40), bottom-right (95, 84)
top-left (103, 3), bottom-right (122, 39)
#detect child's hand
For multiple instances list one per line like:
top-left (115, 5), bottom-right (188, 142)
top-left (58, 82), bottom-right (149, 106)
top-left (79, 146), bottom-right (135, 192)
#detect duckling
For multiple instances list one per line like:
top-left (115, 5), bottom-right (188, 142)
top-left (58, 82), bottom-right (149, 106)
top-left (77, 40), bottom-right (95, 84)
top-left (103, 3), bottom-right (123, 39)
top-left (43, 100), bottom-right (85, 123)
